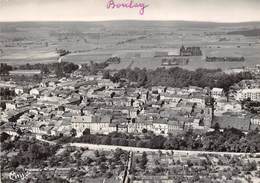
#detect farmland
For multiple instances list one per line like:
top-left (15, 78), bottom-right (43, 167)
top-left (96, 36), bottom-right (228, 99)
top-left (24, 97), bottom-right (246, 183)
top-left (0, 21), bottom-right (260, 71)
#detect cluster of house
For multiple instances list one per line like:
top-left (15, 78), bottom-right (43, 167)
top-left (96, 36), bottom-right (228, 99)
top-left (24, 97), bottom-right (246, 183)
top-left (210, 80), bottom-right (260, 131)
top-left (1, 74), bottom-right (260, 138)
top-left (70, 83), bottom-right (214, 137)
top-left (245, 64), bottom-right (260, 77)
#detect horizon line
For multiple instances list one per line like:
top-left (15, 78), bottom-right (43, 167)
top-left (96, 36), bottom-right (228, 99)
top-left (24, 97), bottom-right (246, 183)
top-left (1, 19), bottom-right (260, 24)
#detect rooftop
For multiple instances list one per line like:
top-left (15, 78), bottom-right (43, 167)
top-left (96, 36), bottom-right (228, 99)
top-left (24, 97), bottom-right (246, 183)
top-left (242, 88), bottom-right (260, 93)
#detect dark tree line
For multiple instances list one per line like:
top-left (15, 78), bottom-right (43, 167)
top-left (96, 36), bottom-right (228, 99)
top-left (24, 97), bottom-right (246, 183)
top-left (227, 29), bottom-right (260, 37)
top-left (56, 128), bottom-right (260, 153)
top-left (242, 98), bottom-right (260, 114)
top-left (0, 63), bottom-right (13, 75)
top-left (0, 62), bottom-right (79, 77)
top-left (80, 61), bottom-right (109, 75)
top-left (108, 67), bottom-right (253, 91)
top-left (0, 88), bottom-right (15, 100)
top-left (1, 137), bottom-right (60, 170)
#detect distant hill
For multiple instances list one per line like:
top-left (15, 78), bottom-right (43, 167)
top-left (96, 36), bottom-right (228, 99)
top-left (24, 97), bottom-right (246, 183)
top-left (1, 20), bottom-right (260, 30)
top-left (227, 29), bottom-right (260, 36)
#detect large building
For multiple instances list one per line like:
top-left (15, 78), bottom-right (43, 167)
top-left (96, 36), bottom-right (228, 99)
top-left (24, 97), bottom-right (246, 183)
top-left (179, 46), bottom-right (202, 56)
top-left (236, 88), bottom-right (260, 101)
top-left (71, 115), bottom-right (113, 136)
top-left (211, 88), bottom-right (224, 98)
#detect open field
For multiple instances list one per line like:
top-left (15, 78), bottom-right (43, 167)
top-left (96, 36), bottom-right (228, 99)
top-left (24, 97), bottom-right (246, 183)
top-left (0, 21), bottom-right (260, 71)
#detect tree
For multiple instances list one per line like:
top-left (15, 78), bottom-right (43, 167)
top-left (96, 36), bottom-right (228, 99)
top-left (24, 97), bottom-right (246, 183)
top-left (187, 159), bottom-right (193, 167)
top-left (2, 141), bottom-right (14, 151)
top-left (70, 128), bottom-right (77, 137)
top-left (110, 92), bottom-right (115, 98)
top-left (243, 160), bottom-right (257, 171)
top-left (153, 166), bottom-right (164, 174)
top-left (113, 148), bottom-right (126, 162)
top-left (256, 170), bottom-right (260, 178)
top-left (83, 128), bottom-right (90, 136)
top-left (213, 123), bottom-right (220, 131)
top-left (17, 128), bottom-right (23, 136)
top-left (142, 128), bottom-right (148, 134)
top-left (150, 135), bottom-right (166, 149)
top-left (103, 70), bottom-right (110, 79)
top-left (105, 171), bottom-right (113, 178)
top-left (110, 67), bottom-right (253, 91)
top-left (9, 157), bottom-right (20, 169)
top-left (99, 163), bottom-right (108, 174)
top-left (94, 150), bottom-right (100, 157)
top-left (84, 157), bottom-right (93, 166)
top-left (0, 63), bottom-right (13, 75)
top-left (0, 132), bottom-right (10, 142)
top-left (139, 152), bottom-right (148, 170)
top-left (0, 102), bottom-right (6, 110)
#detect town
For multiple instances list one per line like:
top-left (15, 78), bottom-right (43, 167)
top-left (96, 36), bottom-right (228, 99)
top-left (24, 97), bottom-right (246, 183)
top-left (1, 0), bottom-right (260, 179)
top-left (1, 55), bottom-right (260, 182)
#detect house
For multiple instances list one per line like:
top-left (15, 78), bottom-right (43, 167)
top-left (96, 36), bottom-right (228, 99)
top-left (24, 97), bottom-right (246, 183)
top-left (133, 100), bottom-right (144, 108)
top-left (15, 87), bottom-right (24, 95)
top-left (128, 121), bottom-right (153, 134)
top-left (192, 118), bottom-right (207, 130)
top-left (82, 106), bottom-right (97, 115)
top-left (112, 97), bottom-right (130, 107)
top-left (6, 102), bottom-right (16, 110)
top-left (71, 115), bottom-right (112, 136)
top-left (40, 78), bottom-right (59, 87)
top-left (129, 109), bottom-right (139, 118)
top-left (211, 88), bottom-right (224, 98)
top-left (84, 75), bottom-right (103, 81)
top-left (65, 104), bottom-right (84, 115)
top-left (98, 79), bottom-right (120, 88)
top-left (215, 100), bottom-right (242, 114)
top-left (30, 88), bottom-right (40, 96)
top-left (151, 86), bottom-right (166, 94)
top-left (251, 116), bottom-right (260, 126)
top-left (250, 116), bottom-right (260, 130)
top-left (168, 120), bottom-right (184, 134)
top-left (117, 124), bottom-right (128, 133)
top-left (38, 96), bottom-right (66, 106)
top-left (31, 123), bottom-right (53, 135)
top-left (189, 96), bottom-right (205, 107)
top-left (127, 118), bottom-right (185, 135)
top-left (153, 120), bottom-right (169, 135)
top-left (236, 88), bottom-right (260, 101)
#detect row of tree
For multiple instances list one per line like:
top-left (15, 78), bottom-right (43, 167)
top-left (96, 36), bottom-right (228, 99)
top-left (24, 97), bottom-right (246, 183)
top-left (61, 128), bottom-right (260, 153)
top-left (1, 137), bottom-right (60, 170)
top-left (0, 62), bottom-right (79, 77)
top-left (80, 61), bottom-right (109, 75)
top-left (106, 67), bottom-right (253, 92)
top-left (0, 63), bottom-right (13, 75)
top-left (0, 88), bottom-right (15, 100)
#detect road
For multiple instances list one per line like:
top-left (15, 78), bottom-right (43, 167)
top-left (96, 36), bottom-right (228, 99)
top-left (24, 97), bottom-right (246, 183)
top-left (68, 143), bottom-right (260, 156)
top-left (35, 135), bottom-right (260, 156)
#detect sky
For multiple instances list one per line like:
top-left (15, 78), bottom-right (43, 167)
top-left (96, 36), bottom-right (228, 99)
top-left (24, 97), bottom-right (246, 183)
top-left (0, 0), bottom-right (260, 22)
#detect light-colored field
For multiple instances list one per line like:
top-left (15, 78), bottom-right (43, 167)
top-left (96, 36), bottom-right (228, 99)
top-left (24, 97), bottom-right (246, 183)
top-left (0, 21), bottom-right (260, 70)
